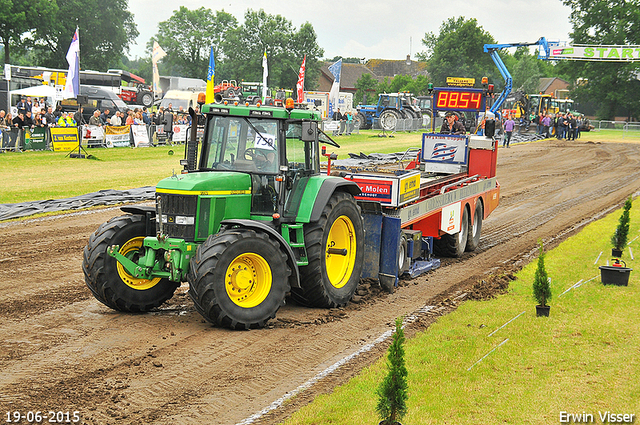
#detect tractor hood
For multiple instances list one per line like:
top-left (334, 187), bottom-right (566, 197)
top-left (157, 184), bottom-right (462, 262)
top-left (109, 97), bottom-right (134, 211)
top-left (155, 171), bottom-right (252, 195)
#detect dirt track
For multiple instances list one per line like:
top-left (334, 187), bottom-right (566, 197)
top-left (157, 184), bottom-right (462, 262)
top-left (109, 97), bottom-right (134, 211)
top-left (1, 139), bottom-right (640, 425)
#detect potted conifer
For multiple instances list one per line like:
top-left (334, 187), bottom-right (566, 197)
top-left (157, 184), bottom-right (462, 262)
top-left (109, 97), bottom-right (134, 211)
top-left (533, 240), bottom-right (552, 317)
top-left (610, 196), bottom-right (632, 257)
top-left (376, 317), bottom-right (408, 425)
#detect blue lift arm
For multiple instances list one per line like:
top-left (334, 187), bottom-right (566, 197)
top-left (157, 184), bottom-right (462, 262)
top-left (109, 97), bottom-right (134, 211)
top-left (483, 37), bottom-right (550, 118)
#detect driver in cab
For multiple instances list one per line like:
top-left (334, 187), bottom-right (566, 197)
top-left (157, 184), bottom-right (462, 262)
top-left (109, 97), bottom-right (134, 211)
top-left (249, 125), bottom-right (277, 172)
top-left (440, 112), bottom-right (466, 135)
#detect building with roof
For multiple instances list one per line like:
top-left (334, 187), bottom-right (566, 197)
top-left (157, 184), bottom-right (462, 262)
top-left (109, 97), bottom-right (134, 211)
top-left (538, 77), bottom-right (570, 98)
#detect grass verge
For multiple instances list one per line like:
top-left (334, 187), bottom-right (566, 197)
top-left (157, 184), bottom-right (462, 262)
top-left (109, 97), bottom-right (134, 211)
top-left (283, 201), bottom-right (640, 424)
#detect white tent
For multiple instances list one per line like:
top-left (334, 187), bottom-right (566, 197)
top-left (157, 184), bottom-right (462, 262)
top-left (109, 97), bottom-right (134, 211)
top-left (10, 85), bottom-right (58, 98)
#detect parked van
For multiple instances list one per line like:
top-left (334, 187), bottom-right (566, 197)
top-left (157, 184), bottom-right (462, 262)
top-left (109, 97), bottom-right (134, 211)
top-left (60, 85), bottom-right (128, 121)
top-left (159, 90), bottom-right (202, 111)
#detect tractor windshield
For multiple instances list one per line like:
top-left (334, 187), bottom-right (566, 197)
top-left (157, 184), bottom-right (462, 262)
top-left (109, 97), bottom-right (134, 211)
top-left (201, 115), bottom-right (279, 174)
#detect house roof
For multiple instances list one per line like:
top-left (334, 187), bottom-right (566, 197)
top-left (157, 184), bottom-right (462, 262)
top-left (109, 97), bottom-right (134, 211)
top-left (538, 77), bottom-right (569, 93)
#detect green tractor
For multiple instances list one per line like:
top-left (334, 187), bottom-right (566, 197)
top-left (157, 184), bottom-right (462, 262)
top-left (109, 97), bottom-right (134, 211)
top-left (82, 100), bottom-right (364, 329)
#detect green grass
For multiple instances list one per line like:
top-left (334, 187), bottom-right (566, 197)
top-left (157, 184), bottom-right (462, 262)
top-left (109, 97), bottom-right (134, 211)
top-left (284, 202), bottom-right (640, 424)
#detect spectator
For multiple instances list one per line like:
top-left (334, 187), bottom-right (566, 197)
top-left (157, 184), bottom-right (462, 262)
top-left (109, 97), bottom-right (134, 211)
top-left (74, 107), bottom-right (86, 126)
top-left (0, 110), bottom-right (8, 129)
top-left (110, 111), bottom-right (122, 126)
top-left (32, 100), bottom-right (41, 116)
top-left (24, 111), bottom-right (35, 129)
top-left (142, 107), bottom-right (150, 125)
top-left (43, 107), bottom-right (55, 127)
top-left (568, 113), bottom-right (577, 141)
top-left (163, 107), bottom-right (174, 141)
top-left (100, 109), bottom-right (111, 125)
top-left (167, 103), bottom-right (173, 112)
top-left (25, 96), bottom-right (33, 113)
top-left (13, 112), bottom-right (26, 129)
top-left (125, 110), bottom-right (135, 125)
top-left (332, 107), bottom-right (344, 136)
top-left (33, 112), bottom-right (44, 128)
top-left (16, 97), bottom-right (27, 115)
top-left (503, 114), bottom-right (515, 148)
top-left (88, 110), bottom-right (102, 126)
top-left (541, 113), bottom-right (551, 138)
top-left (134, 111), bottom-right (144, 125)
top-left (53, 104), bottom-right (63, 119)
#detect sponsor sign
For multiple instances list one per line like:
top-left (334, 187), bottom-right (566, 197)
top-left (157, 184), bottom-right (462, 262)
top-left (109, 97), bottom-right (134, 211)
top-left (348, 170), bottom-right (421, 207)
top-left (131, 125), bottom-right (150, 147)
top-left (105, 125), bottom-right (131, 148)
top-left (441, 202), bottom-right (461, 234)
top-left (82, 125), bottom-right (105, 147)
top-left (24, 127), bottom-right (47, 150)
top-left (422, 134), bottom-right (468, 165)
top-left (50, 127), bottom-right (80, 152)
top-left (446, 77), bottom-right (475, 87)
top-left (172, 124), bottom-right (188, 143)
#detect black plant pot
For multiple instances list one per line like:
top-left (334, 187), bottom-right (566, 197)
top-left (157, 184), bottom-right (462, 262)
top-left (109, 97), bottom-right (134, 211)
top-left (379, 422), bottom-right (402, 425)
top-left (612, 248), bottom-right (623, 258)
top-left (599, 265), bottom-right (632, 286)
top-left (536, 305), bottom-right (550, 317)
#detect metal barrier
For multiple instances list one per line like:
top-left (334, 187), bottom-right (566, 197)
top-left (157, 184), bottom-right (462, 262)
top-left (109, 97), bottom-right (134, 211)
top-left (372, 117), bottom-right (423, 132)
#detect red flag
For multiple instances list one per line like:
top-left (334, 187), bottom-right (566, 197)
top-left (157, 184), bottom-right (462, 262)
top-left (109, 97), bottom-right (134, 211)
top-left (296, 55), bottom-right (306, 103)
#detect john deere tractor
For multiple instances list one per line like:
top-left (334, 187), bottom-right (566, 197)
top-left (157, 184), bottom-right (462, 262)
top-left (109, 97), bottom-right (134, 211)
top-left (82, 98), bottom-right (364, 329)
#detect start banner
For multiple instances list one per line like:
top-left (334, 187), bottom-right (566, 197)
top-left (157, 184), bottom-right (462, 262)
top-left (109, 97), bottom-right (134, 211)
top-left (105, 125), bottom-right (131, 148)
top-left (50, 127), bottom-right (80, 152)
top-left (550, 45), bottom-right (640, 61)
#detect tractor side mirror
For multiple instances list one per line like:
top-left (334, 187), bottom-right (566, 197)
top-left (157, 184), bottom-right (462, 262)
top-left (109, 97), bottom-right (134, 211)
top-left (301, 121), bottom-right (317, 142)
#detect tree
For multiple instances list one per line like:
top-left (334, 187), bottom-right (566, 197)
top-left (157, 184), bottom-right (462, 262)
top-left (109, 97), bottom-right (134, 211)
top-left (151, 7), bottom-right (237, 79)
top-left (562, 0), bottom-right (640, 119)
top-left (376, 317), bottom-right (408, 425)
top-left (611, 195), bottom-right (633, 253)
top-left (418, 17), bottom-right (498, 88)
top-left (532, 240), bottom-right (551, 308)
top-left (30, 0), bottom-right (137, 71)
top-left (0, 0), bottom-right (58, 64)
top-left (354, 73), bottom-right (378, 105)
top-left (222, 9), bottom-right (323, 90)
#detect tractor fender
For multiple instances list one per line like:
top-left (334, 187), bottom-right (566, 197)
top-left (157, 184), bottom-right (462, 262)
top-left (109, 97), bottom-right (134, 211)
top-left (120, 206), bottom-right (156, 236)
top-left (220, 219), bottom-right (301, 289)
top-left (309, 179), bottom-right (361, 223)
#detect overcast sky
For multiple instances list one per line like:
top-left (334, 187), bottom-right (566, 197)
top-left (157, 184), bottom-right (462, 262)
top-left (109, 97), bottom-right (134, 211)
top-left (127, 0), bottom-right (574, 61)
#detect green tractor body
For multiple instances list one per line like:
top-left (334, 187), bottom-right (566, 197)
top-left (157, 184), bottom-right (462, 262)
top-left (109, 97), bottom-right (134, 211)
top-left (83, 101), bottom-right (364, 329)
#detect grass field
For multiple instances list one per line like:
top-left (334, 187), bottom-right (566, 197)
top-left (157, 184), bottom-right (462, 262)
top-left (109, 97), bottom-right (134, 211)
top-left (282, 203), bottom-right (640, 425)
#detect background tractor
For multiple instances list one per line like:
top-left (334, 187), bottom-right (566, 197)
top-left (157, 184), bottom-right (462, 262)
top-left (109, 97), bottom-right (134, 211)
top-left (355, 92), bottom-right (422, 131)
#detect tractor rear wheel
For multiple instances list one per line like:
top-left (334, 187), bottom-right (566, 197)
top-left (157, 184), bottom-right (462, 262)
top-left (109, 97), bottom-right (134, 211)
top-left (82, 215), bottom-right (179, 312)
top-left (139, 91), bottom-right (153, 108)
top-left (466, 201), bottom-right (483, 252)
top-left (434, 206), bottom-right (469, 257)
top-left (188, 229), bottom-right (290, 329)
top-left (292, 192), bottom-right (364, 308)
top-left (379, 109), bottom-right (400, 131)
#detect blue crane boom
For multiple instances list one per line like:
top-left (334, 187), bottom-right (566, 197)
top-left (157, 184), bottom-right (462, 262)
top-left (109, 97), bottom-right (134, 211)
top-left (483, 38), bottom-right (550, 118)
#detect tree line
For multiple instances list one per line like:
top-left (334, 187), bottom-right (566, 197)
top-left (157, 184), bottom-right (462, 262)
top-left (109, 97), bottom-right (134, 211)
top-left (2, 0), bottom-right (639, 120)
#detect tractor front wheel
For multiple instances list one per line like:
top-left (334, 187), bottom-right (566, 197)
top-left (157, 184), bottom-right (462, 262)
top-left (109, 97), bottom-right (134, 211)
top-left (293, 192), bottom-right (364, 307)
top-left (188, 229), bottom-right (290, 329)
top-left (82, 215), bottom-right (179, 312)
top-left (379, 109), bottom-right (400, 131)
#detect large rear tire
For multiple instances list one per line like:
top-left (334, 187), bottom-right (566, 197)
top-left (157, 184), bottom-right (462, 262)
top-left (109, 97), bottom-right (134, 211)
top-left (292, 192), bottom-right (364, 307)
top-left (188, 229), bottom-right (290, 329)
top-left (434, 206), bottom-right (469, 257)
top-left (82, 215), bottom-right (179, 312)
top-left (379, 109), bottom-right (400, 131)
top-left (139, 91), bottom-right (153, 108)
top-left (466, 201), bottom-right (483, 252)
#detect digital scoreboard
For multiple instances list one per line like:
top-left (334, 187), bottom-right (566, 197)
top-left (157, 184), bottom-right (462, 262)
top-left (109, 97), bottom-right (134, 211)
top-left (433, 87), bottom-right (486, 112)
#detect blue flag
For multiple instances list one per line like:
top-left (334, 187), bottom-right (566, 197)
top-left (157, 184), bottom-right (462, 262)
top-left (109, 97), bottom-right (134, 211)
top-left (328, 58), bottom-right (342, 116)
top-left (206, 46), bottom-right (215, 103)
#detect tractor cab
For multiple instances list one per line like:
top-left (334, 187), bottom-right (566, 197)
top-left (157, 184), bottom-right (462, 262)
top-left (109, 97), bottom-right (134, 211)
top-left (195, 104), bottom-right (334, 218)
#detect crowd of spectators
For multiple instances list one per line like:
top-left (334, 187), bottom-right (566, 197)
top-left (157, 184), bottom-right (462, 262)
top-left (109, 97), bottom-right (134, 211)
top-left (0, 96), bottom-right (195, 142)
top-left (502, 110), bottom-right (586, 141)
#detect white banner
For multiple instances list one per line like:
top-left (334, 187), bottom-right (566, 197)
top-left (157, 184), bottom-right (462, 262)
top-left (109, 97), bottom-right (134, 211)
top-left (82, 125), bottom-right (105, 145)
top-left (131, 125), bottom-right (150, 147)
top-left (172, 124), bottom-right (188, 143)
top-left (105, 125), bottom-right (131, 148)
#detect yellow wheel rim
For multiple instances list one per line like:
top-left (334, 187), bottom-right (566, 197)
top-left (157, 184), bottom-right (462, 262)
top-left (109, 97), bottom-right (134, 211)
top-left (225, 253), bottom-right (272, 308)
top-left (116, 237), bottom-right (162, 290)
top-left (325, 215), bottom-right (357, 289)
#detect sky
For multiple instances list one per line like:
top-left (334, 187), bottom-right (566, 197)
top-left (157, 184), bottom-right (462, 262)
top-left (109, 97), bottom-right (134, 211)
top-left (127, 0), bottom-right (574, 61)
